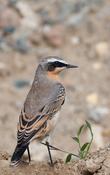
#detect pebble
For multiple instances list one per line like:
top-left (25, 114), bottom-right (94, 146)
top-left (29, 31), bottom-right (41, 46)
top-left (86, 156), bottom-right (105, 173)
top-left (3, 26), bottom-right (15, 34)
top-left (71, 36), bottom-right (80, 45)
top-left (0, 38), bottom-right (12, 52)
top-left (86, 93), bottom-right (99, 106)
top-left (86, 158), bottom-right (101, 173)
top-left (92, 62), bottom-right (102, 70)
top-left (15, 1), bottom-right (39, 30)
top-left (13, 79), bottom-right (30, 89)
top-left (0, 62), bottom-right (10, 77)
top-left (95, 42), bottom-right (109, 57)
top-left (0, 7), bottom-right (20, 30)
top-left (66, 8), bottom-right (89, 27)
top-left (88, 106), bottom-right (109, 123)
top-left (43, 25), bottom-right (64, 47)
top-left (13, 38), bottom-right (31, 53)
top-left (8, 0), bottom-right (18, 6)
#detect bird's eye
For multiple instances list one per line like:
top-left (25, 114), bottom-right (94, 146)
top-left (48, 64), bottom-right (55, 71)
top-left (54, 61), bottom-right (66, 67)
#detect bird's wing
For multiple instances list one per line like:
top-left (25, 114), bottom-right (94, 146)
top-left (17, 84), bottom-right (65, 147)
top-left (42, 84), bottom-right (65, 116)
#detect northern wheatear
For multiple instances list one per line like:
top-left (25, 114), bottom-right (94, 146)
top-left (10, 56), bottom-right (78, 166)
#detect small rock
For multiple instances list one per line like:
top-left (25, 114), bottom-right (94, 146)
top-left (86, 93), bottom-right (99, 106)
top-left (13, 38), bottom-right (31, 53)
top-left (71, 36), bottom-right (80, 45)
top-left (3, 26), bottom-right (15, 35)
top-left (86, 155), bottom-right (105, 173)
top-left (13, 79), bottom-right (30, 89)
top-left (0, 62), bottom-right (10, 77)
top-left (103, 157), bottom-right (110, 168)
top-left (43, 25), bottom-right (64, 47)
top-left (88, 106), bottom-right (109, 123)
top-left (29, 31), bottom-right (41, 46)
top-left (0, 40), bottom-right (12, 52)
top-left (95, 42), bottom-right (109, 57)
top-left (92, 62), bottom-right (102, 70)
top-left (0, 7), bottom-right (20, 30)
top-left (66, 8), bottom-right (89, 27)
top-left (8, 0), bottom-right (17, 6)
top-left (86, 158), bottom-right (101, 173)
top-left (15, 1), bottom-right (39, 30)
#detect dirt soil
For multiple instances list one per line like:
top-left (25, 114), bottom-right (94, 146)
top-left (0, 146), bottom-right (110, 175)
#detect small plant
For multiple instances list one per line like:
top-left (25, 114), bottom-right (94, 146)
top-left (65, 120), bottom-right (93, 163)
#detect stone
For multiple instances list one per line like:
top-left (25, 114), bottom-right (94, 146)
top-left (29, 31), bottom-right (41, 46)
top-left (13, 79), bottom-right (30, 89)
top-left (86, 158), bottom-right (101, 173)
top-left (0, 37), bottom-right (12, 52)
top-left (0, 7), bottom-right (20, 30)
top-left (43, 25), bottom-right (64, 47)
top-left (12, 38), bottom-right (31, 53)
top-left (92, 62), bottom-right (102, 70)
top-left (71, 36), bottom-right (80, 45)
top-left (3, 26), bottom-right (15, 34)
top-left (0, 62), bottom-right (10, 77)
top-left (86, 93), bottom-right (99, 106)
top-left (66, 8), bottom-right (89, 28)
top-left (88, 106), bottom-right (109, 123)
top-left (15, 1), bottom-right (39, 30)
top-left (8, 0), bottom-right (17, 6)
top-left (86, 156), bottom-right (105, 173)
top-left (95, 42), bottom-right (109, 57)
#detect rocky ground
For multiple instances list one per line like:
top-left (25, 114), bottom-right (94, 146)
top-left (0, 0), bottom-right (110, 174)
top-left (0, 146), bottom-right (110, 175)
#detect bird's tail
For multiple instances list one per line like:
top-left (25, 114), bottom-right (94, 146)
top-left (10, 144), bottom-right (28, 166)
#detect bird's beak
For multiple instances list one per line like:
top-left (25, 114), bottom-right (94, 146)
top-left (66, 64), bottom-right (79, 69)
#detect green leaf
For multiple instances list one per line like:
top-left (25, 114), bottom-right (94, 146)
top-left (72, 137), bottom-right (79, 144)
top-left (85, 120), bottom-right (93, 138)
top-left (77, 124), bottom-right (85, 137)
top-left (65, 154), bottom-right (72, 163)
top-left (80, 142), bottom-right (90, 152)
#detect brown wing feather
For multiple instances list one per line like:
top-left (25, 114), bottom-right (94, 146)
top-left (17, 84), bottom-right (65, 147)
top-left (17, 110), bottom-right (49, 145)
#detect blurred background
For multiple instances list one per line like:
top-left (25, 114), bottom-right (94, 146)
top-left (0, 0), bottom-right (110, 161)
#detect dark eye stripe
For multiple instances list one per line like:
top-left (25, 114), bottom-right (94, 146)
top-left (47, 61), bottom-right (67, 71)
top-left (53, 61), bottom-right (67, 67)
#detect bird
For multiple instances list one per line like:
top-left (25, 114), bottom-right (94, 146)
top-left (10, 56), bottom-right (78, 166)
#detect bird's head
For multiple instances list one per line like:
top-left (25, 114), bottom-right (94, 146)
top-left (41, 56), bottom-right (78, 73)
top-left (39, 56), bottom-right (78, 80)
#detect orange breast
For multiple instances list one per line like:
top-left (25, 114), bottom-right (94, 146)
top-left (47, 71), bottom-right (60, 81)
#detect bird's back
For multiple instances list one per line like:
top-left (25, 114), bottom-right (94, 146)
top-left (24, 74), bottom-right (65, 119)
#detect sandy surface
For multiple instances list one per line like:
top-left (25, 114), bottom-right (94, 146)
top-left (0, 146), bottom-right (110, 175)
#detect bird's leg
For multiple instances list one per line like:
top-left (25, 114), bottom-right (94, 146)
top-left (46, 141), bottom-right (54, 166)
top-left (27, 146), bottom-right (31, 163)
